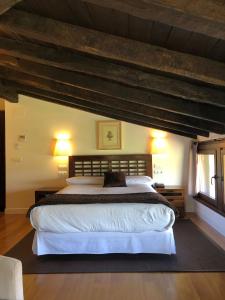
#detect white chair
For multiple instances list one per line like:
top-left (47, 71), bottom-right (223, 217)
top-left (0, 256), bottom-right (24, 300)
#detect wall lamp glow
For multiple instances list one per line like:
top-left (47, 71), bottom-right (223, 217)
top-left (53, 134), bottom-right (72, 176)
top-left (150, 137), bottom-right (167, 155)
top-left (53, 138), bottom-right (72, 156)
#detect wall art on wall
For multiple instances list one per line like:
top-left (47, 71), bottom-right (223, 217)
top-left (96, 120), bottom-right (121, 150)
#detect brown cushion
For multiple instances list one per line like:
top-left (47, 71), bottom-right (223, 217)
top-left (103, 171), bottom-right (127, 188)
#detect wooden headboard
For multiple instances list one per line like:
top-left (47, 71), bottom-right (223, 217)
top-left (69, 154), bottom-right (152, 177)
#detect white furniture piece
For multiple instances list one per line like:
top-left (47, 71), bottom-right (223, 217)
top-left (0, 255), bottom-right (24, 300)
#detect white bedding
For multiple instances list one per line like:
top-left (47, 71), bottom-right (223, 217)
top-left (33, 229), bottom-right (176, 255)
top-left (30, 184), bottom-right (175, 233)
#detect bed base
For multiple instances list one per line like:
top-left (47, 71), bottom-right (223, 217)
top-left (32, 229), bottom-right (176, 255)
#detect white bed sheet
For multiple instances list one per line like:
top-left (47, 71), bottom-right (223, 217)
top-left (30, 184), bottom-right (175, 233)
top-left (33, 229), bottom-right (176, 255)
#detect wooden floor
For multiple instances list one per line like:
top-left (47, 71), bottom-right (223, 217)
top-left (1, 213), bottom-right (225, 300)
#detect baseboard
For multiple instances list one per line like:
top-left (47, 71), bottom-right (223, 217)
top-left (5, 208), bottom-right (27, 214)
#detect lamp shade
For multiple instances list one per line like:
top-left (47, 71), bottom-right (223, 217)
top-left (54, 138), bottom-right (72, 156)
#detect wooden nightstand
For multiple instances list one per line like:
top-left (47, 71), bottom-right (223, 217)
top-left (155, 186), bottom-right (185, 218)
top-left (35, 188), bottom-right (61, 203)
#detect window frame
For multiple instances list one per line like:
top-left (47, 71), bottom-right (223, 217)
top-left (195, 139), bottom-right (225, 216)
top-left (196, 149), bottom-right (217, 207)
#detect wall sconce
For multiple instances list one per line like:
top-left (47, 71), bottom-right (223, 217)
top-left (54, 138), bottom-right (72, 157)
top-left (53, 133), bottom-right (72, 175)
top-left (149, 137), bottom-right (167, 155)
top-left (149, 130), bottom-right (168, 178)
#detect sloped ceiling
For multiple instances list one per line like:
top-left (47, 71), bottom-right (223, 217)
top-left (1, 0), bottom-right (225, 139)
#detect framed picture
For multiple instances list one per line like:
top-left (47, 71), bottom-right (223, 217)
top-left (96, 120), bottom-right (121, 150)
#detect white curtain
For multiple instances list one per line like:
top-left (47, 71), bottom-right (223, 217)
top-left (187, 141), bottom-right (198, 211)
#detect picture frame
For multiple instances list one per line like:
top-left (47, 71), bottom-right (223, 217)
top-left (96, 120), bottom-right (122, 150)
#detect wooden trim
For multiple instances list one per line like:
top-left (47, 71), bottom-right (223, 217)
top-left (198, 138), bottom-right (225, 148)
top-left (83, 0), bottom-right (225, 41)
top-left (0, 111), bottom-right (5, 212)
top-left (197, 140), bottom-right (225, 215)
top-left (1, 38), bottom-right (225, 108)
top-left (69, 154), bottom-right (152, 178)
top-left (1, 9), bottom-right (225, 87)
top-left (0, 79), bottom-right (18, 102)
top-left (4, 208), bottom-right (28, 214)
top-left (196, 192), bottom-right (217, 208)
top-left (194, 195), bottom-right (225, 218)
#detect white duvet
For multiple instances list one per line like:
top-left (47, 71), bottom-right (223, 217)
top-left (30, 184), bottom-right (175, 233)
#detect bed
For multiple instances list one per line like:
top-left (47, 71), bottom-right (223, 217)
top-left (29, 154), bottom-right (176, 255)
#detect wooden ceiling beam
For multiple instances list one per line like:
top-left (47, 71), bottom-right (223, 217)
top-left (8, 82), bottom-right (197, 139)
top-left (0, 79), bottom-right (18, 102)
top-left (83, 0), bottom-right (225, 41)
top-left (1, 38), bottom-right (225, 108)
top-left (30, 94), bottom-right (197, 139)
top-left (0, 58), bottom-right (225, 126)
top-left (2, 79), bottom-right (206, 137)
top-left (1, 9), bottom-right (225, 87)
top-left (0, 1), bottom-right (22, 15)
top-left (0, 50), bottom-right (225, 134)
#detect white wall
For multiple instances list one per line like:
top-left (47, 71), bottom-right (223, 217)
top-left (5, 95), bottom-right (192, 213)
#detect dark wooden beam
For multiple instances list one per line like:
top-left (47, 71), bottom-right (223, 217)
top-left (0, 79), bottom-right (18, 102)
top-left (0, 51), bottom-right (225, 134)
top-left (0, 1), bottom-right (22, 15)
top-left (29, 93), bottom-right (197, 139)
top-left (0, 59), bottom-right (225, 126)
top-left (1, 38), bottom-right (225, 107)
top-left (83, 0), bottom-right (225, 41)
top-left (3, 80), bottom-right (205, 137)
top-left (11, 83), bottom-right (197, 139)
top-left (2, 58), bottom-right (221, 135)
top-left (1, 9), bottom-right (225, 87)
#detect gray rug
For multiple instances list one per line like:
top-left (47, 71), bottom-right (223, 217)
top-left (5, 220), bottom-right (225, 273)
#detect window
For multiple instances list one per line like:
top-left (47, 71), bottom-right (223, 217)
top-left (197, 153), bottom-right (216, 202)
top-left (196, 140), bottom-right (225, 215)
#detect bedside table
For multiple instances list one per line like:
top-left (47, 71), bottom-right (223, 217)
top-left (35, 188), bottom-right (61, 203)
top-left (155, 186), bottom-right (185, 218)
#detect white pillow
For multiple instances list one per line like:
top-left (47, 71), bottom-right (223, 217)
top-left (66, 176), bottom-right (103, 185)
top-left (126, 176), bottom-right (154, 185)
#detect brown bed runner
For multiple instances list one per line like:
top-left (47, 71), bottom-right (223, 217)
top-left (27, 192), bottom-right (177, 217)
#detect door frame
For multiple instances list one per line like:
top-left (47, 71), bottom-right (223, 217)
top-left (0, 110), bottom-right (5, 212)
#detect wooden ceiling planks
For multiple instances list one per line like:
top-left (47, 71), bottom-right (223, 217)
top-left (1, 9), bottom-right (225, 88)
top-left (15, 0), bottom-right (225, 63)
top-left (0, 0), bottom-right (22, 15)
top-left (2, 37), bottom-right (225, 109)
top-left (82, 0), bottom-right (225, 41)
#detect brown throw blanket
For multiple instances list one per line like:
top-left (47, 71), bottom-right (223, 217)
top-left (27, 192), bottom-right (178, 217)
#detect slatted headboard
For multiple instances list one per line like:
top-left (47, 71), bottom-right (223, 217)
top-left (69, 154), bottom-right (152, 177)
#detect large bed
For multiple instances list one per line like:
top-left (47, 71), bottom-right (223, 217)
top-left (29, 154), bottom-right (176, 255)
